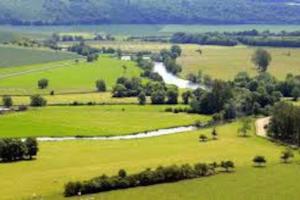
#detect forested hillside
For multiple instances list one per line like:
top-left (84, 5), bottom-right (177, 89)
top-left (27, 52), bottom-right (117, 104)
top-left (1, 0), bottom-right (300, 25)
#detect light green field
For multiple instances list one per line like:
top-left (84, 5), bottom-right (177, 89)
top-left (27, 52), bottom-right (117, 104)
top-left (0, 121), bottom-right (295, 200)
top-left (0, 105), bottom-right (210, 138)
top-left (177, 45), bottom-right (300, 80)
top-left (0, 56), bottom-right (141, 95)
top-left (0, 45), bottom-right (80, 67)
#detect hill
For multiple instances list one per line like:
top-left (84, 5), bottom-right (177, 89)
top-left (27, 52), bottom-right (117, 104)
top-left (1, 0), bottom-right (300, 25)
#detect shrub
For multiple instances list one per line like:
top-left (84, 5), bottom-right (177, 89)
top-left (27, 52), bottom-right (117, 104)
top-left (138, 92), bottom-right (146, 105)
top-left (30, 95), bottom-right (47, 107)
top-left (253, 155), bottom-right (267, 167)
top-left (199, 134), bottom-right (208, 142)
top-left (38, 79), bottom-right (49, 89)
top-left (220, 161), bottom-right (235, 172)
top-left (96, 80), bottom-right (106, 92)
top-left (281, 148), bottom-right (294, 163)
top-left (2, 95), bottom-right (13, 108)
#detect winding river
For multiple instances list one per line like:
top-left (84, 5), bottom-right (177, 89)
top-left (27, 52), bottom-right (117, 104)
top-left (33, 62), bottom-right (204, 142)
top-left (153, 62), bottom-right (202, 90)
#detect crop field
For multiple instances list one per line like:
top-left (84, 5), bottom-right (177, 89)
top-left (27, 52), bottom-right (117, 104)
top-left (0, 105), bottom-right (210, 138)
top-left (0, 121), bottom-right (296, 200)
top-left (0, 56), bottom-right (141, 95)
top-left (0, 46), bottom-right (80, 67)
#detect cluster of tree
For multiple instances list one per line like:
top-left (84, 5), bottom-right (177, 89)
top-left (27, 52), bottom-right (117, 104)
top-left (0, 138), bottom-right (38, 162)
top-left (68, 42), bottom-right (99, 62)
top-left (171, 31), bottom-right (300, 48)
top-left (30, 95), bottom-right (47, 107)
top-left (268, 102), bottom-right (300, 145)
top-left (64, 160), bottom-right (234, 197)
top-left (2, 95), bottom-right (13, 108)
top-left (112, 77), bottom-right (143, 97)
top-left (136, 58), bottom-right (163, 82)
top-left (38, 79), bottom-right (49, 89)
top-left (10, 38), bottom-right (41, 48)
top-left (50, 33), bottom-right (84, 42)
top-left (188, 70), bottom-right (299, 119)
top-left (159, 46), bottom-right (182, 75)
top-left (95, 80), bottom-right (107, 92)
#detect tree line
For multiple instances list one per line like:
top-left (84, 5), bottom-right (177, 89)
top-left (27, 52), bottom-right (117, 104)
top-left (64, 160), bottom-right (234, 197)
top-left (171, 31), bottom-right (300, 48)
top-left (0, 138), bottom-right (38, 162)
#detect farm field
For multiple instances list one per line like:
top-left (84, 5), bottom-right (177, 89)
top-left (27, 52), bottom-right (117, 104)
top-left (0, 45), bottom-right (80, 67)
top-left (0, 56), bottom-right (141, 95)
top-left (0, 105), bottom-right (210, 138)
top-left (0, 121), bottom-right (295, 200)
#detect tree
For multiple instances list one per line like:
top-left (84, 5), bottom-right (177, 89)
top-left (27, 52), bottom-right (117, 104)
top-left (199, 134), bottom-right (208, 142)
top-left (24, 138), bottom-right (38, 160)
top-left (211, 128), bottom-right (218, 140)
top-left (291, 87), bottom-right (300, 101)
top-left (281, 148), bottom-right (294, 163)
top-left (112, 84), bottom-right (127, 97)
top-left (38, 79), bottom-right (49, 89)
top-left (96, 80), bottom-right (106, 92)
top-left (220, 161), bottom-right (234, 172)
top-left (182, 91), bottom-right (192, 104)
top-left (151, 90), bottom-right (166, 104)
top-left (238, 118), bottom-right (252, 137)
top-left (137, 92), bottom-right (146, 105)
top-left (253, 155), bottom-right (267, 167)
top-left (118, 169), bottom-right (127, 178)
top-left (166, 86), bottom-right (178, 104)
top-left (170, 45), bottom-right (182, 58)
top-left (2, 95), bottom-right (13, 108)
top-left (251, 48), bottom-right (272, 72)
top-left (30, 95), bottom-right (47, 107)
top-left (87, 54), bottom-right (99, 62)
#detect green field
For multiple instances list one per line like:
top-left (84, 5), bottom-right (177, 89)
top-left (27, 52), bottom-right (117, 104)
top-left (0, 121), bottom-right (295, 200)
top-left (0, 46), bottom-right (80, 67)
top-left (2, 24), bottom-right (300, 37)
top-left (0, 105), bottom-right (210, 138)
top-left (0, 56), bottom-right (141, 95)
top-left (178, 45), bottom-right (300, 80)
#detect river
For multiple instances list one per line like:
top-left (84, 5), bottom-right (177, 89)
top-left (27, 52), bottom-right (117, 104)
top-left (153, 62), bottom-right (203, 90)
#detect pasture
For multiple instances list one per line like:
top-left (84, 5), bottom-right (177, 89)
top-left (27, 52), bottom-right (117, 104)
top-left (0, 56), bottom-right (141, 95)
top-left (0, 45), bottom-right (80, 67)
top-left (81, 41), bottom-right (300, 80)
top-left (0, 121), bottom-right (295, 200)
top-left (0, 105), bottom-right (210, 138)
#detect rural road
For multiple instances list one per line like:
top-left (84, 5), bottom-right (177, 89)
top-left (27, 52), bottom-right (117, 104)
top-left (255, 117), bottom-right (271, 138)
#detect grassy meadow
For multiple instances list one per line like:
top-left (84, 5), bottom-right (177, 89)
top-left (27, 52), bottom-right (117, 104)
top-left (0, 56), bottom-right (141, 95)
top-left (79, 41), bottom-right (300, 80)
top-left (0, 105), bottom-right (210, 138)
top-left (0, 45), bottom-right (80, 67)
top-left (0, 121), bottom-right (297, 200)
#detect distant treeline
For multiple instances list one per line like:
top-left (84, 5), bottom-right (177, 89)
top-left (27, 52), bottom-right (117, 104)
top-left (171, 30), bottom-right (300, 47)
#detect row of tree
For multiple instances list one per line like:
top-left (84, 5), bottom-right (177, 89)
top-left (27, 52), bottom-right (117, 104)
top-left (2, 95), bottom-right (47, 108)
top-left (64, 160), bottom-right (234, 197)
top-left (171, 32), bottom-right (300, 48)
top-left (0, 138), bottom-right (38, 162)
